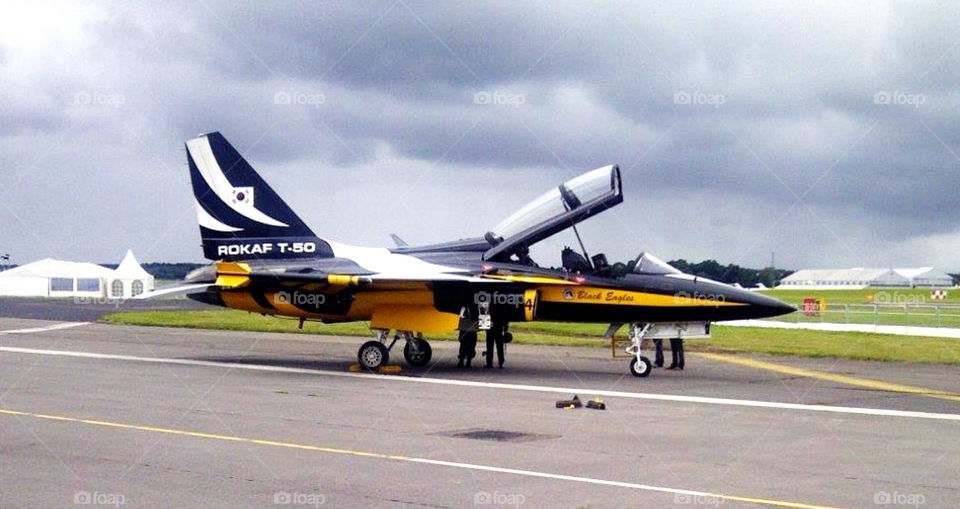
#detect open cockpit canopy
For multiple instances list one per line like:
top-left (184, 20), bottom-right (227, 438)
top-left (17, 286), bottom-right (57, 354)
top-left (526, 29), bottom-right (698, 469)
top-left (484, 165), bottom-right (622, 261)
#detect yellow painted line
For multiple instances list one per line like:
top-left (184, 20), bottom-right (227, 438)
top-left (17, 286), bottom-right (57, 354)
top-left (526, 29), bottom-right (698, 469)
top-left (0, 408), bottom-right (844, 509)
top-left (696, 352), bottom-right (960, 403)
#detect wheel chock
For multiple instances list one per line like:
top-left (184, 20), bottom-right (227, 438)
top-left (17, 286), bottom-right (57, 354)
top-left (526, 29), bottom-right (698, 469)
top-left (555, 395), bottom-right (582, 409)
top-left (586, 397), bottom-right (606, 410)
top-left (348, 363), bottom-right (402, 374)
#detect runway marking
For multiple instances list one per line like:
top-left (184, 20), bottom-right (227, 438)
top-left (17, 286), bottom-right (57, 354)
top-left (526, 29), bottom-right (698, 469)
top-left (0, 407), bottom-right (844, 509)
top-left (0, 322), bottom-right (89, 335)
top-left (696, 352), bottom-right (960, 403)
top-left (4, 345), bottom-right (960, 422)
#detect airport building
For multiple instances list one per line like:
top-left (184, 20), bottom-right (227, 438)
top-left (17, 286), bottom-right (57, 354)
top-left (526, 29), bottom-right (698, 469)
top-left (779, 267), bottom-right (953, 289)
top-left (0, 250), bottom-right (154, 298)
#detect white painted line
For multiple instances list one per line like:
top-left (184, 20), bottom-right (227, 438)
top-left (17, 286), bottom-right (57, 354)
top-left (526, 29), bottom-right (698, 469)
top-left (723, 319), bottom-right (960, 338)
top-left (0, 322), bottom-right (89, 335)
top-left (2, 345), bottom-right (959, 422)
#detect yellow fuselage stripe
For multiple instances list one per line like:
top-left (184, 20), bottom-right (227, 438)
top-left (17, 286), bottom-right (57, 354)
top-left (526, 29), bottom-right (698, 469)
top-left (539, 286), bottom-right (746, 307)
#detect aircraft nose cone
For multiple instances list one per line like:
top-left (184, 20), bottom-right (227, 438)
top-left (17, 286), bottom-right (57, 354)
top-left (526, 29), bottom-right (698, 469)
top-left (747, 292), bottom-right (795, 319)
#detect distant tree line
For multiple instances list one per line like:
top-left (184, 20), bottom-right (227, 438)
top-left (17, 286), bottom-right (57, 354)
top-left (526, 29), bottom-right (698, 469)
top-left (668, 259), bottom-right (793, 287)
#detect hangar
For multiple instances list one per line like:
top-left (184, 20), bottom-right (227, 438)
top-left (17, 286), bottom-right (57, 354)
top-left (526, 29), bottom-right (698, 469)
top-left (0, 250), bottom-right (154, 298)
top-left (779, 267), bottom-right (953, 289)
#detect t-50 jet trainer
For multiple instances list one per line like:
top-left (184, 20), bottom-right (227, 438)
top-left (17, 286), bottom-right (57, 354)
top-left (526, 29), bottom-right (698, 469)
top-left (158, 132), bottom-right (794, 377)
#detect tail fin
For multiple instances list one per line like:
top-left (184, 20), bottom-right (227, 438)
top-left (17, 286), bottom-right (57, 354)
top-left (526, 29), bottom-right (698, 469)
top-left (186, 132), bottom-right (333, 260)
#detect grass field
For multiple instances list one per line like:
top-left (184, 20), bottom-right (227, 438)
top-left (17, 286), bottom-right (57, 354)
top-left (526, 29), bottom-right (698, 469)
top-left (758, 287), bottom-right (960, 328)
top-left (101, 309), bottom-right (960, 365)
top-left (759, 287), bottom-right (960, 305)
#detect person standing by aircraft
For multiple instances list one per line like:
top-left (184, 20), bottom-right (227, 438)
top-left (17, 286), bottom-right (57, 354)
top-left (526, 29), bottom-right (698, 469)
top-left (485, 322), bottom-right (507, 368)
top-left (457, 307), bottom-right (478, 368)
top-left (667, 337), bottom-right (685, 370)
top-left (457, 328), bottom-right (477, 368)
top-left (653, 338), bottom-right (664, 368)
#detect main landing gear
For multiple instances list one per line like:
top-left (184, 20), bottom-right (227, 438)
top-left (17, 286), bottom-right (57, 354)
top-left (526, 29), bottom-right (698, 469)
top-left (626, 323), bottom-right (653, 378)
top-left (357, 330), bottom-right (433, 371)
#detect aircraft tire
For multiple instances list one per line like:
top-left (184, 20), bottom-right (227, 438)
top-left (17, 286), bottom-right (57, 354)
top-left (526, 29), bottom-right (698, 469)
top-left (629, 356), bottom-right (652, 378)
top-left (403, 338), bottom-right (432, 367)
top-left (358, 341), bottom-right (389, 371)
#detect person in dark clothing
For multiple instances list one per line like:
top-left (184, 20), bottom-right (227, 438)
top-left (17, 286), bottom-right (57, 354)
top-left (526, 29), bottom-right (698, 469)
top-left (513, 243), bottom-right (536, 266)
top-left (653, 338), bottom-right (664, 368)
top-left (485, 322), bottom-right (507, 368)
top-left (667, 337), bottom-right (684, 370)
top-left (457, 329), bottom-right (477, 368)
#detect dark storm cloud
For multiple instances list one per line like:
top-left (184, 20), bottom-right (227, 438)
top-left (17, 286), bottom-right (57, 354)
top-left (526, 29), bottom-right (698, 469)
top-left (1, 1), bottom-right (959, 269)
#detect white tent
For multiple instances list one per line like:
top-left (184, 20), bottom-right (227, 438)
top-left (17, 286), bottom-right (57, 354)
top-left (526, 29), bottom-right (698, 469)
top-left (109, 250), bottom-right (155, 298)
top-left (780, 267), bottom-right (953, 289)
top-left (0, 251), bottom-right (155, 298)
top-left (0, 258), bottom-right (115, 297)
top-left (894, 268), bottom-right (953, 287)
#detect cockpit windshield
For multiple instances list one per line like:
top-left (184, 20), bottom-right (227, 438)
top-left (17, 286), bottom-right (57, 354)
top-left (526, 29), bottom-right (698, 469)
top-left (484, 165), bottom-right (622, 261)
top-left (631, 252), bottom-right (681, 275)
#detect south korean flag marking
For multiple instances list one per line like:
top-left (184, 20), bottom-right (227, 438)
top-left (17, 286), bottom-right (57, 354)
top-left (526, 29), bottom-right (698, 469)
top-left (232, 187), bottom-right (253, 206)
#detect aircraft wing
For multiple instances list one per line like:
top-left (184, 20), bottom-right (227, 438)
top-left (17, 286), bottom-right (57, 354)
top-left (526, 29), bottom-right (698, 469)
top-left (132, 283), bottom-right (216, 300)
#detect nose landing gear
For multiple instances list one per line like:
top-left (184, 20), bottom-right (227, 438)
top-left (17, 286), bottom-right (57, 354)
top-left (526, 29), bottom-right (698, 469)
top-left (626, 323), bottom-right (652, 378)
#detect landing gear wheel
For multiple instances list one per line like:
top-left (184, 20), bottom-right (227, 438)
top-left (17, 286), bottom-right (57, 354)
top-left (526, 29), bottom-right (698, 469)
top-left (403, 338), bottom-right (432, 367)
top-left (629, 356), bottom-right (652, 378)
top-left (358, 341), bottom-right (389, 371)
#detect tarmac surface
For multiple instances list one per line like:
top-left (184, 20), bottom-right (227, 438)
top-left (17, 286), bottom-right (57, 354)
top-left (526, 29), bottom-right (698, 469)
top-left (0, 296), bottom-right (209, 321)
top-left (1, 315), bottom-right (959, 508)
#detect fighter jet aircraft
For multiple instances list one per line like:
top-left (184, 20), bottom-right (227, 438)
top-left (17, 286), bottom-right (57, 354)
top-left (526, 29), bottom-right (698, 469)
top-left (157, 132), bottom-right (793, 377)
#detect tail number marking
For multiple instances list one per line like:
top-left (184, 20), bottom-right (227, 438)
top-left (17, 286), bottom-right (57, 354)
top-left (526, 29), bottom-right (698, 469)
top-left (217, 242), bottom-right (317, 257)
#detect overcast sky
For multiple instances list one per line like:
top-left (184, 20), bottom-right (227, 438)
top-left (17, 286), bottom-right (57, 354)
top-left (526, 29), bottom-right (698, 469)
top-left (1, 1), bottom-right (959, 270)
